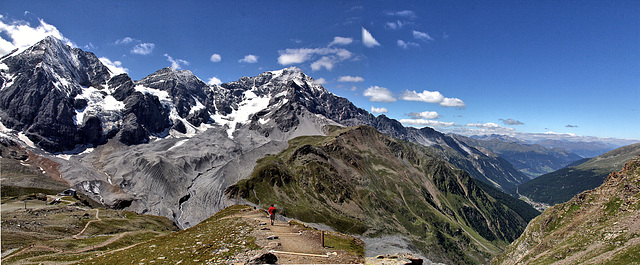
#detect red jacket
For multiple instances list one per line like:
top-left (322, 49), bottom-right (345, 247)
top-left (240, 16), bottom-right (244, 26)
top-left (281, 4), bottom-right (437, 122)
top-left (268, 206), bottom-right (276, 215)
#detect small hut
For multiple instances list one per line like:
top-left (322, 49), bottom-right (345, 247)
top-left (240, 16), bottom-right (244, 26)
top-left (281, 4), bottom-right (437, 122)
top-left (58, 188), bottom-right (76, 197)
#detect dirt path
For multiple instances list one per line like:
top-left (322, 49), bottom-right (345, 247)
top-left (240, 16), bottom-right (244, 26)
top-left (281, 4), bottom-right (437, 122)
top-left (236, 211), bottom-right (361, 264)
top-left (72, 209), bottom-right (100, 239)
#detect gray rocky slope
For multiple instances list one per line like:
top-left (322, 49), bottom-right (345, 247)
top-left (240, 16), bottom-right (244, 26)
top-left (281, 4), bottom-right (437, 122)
top-left (0, 37), bottom-right (527, 227)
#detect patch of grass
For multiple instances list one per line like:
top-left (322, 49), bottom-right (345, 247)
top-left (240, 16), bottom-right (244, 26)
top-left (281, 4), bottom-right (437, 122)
top-left (73, 210), bottom-right (260, 264)
top-left (324, 232), bottom-right (365, 257)
top-left (1, 185), bottom-right (62, 200)
top-left (30, 252), bottom-right (95, 263)
top-left (2, 205), bottom-right (178, 264)
top-left (604, 197), bottom-right (622, 215)
top-left (92, 231), bottom-right (161, 252)
top-left (3, 250), bottom-right (57, 264)
top-left (602, 243), bottom-right (640, 265)
top-left (47, 235), bottom-right (114, 251)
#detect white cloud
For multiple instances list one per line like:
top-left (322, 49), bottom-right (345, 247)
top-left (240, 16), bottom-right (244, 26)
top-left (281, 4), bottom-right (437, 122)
top-left (397, 40), bottom-right (420, 49)
top-left (313, 78), bottom-right (327, 85)
top-left (278, 38), bottom-right (354, 71)
top-left (401, 90), bottom-right (444, 103)
top-left (83, 42), bottom-right (96, 50)
top-left (500, 118), bottom-right (524, 125)
top-left (440, 97), bottom-right (466, 108)
top-left (329, 36), bottom-right (353, 46)
top-left (98, 57), bottom-right (128, 75)
top-left (239, 54), bottom-right (258, 63)
top-left (385, 10), bottom-right (417, 19)
top-left (278, 47), bottom-right (352, 66)
top-left (385, 20), bottom-right (404, 30)
top-left (441, 123), bottom-right (516, 137)
top-left (400, 119), bottom-right (454, 127)
top-left (0, 16), bottom-right (75, 56)
top-left (131, 43), bottom-right (155, 55)
top-left (371, 106), bottom-right (388, 114)
top-left (164, 54), bottom-right (189, 70)
top-left (210, 53), bottom-right (221, 62)
top-left (362, 27), bottom-right (381, 48)
top-left (207, 77), bottom-right (222, 86)
top-left (409, 111), bottom-right (439, 119)
top-left (310, 56), bottom-right (335, 71)
top-left (338, 75), bottom-right (364, 82)
top-left (413, 30), bottom-right (434, 42)
top-left (115, 37), bottom-right (135, 45)
top-left (400, 90), bottom-right (465, 108)
top-left (467, 122), bottom-right (502, 128)
top-left (363, 86), bottom-right (396, 102)
top-left (278, 49), bottom-right (311, 65)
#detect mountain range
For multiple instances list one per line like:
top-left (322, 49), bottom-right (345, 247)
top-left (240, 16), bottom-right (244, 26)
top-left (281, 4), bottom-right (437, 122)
top-left (0, 36), bottom-right (533, 228)
top-left (3, 36), bottom-right (640, 264)
top-left (453, 135), bottom-right (583, 179)
top-left (517, 143), bottom-right (640, 205)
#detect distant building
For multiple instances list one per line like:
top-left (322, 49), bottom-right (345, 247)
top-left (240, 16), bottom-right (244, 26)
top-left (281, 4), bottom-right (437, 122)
top-left (58, 188), bottom-right (76, 197)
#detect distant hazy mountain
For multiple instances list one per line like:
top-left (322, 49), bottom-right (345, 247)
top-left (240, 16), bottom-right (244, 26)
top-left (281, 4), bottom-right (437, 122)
top-left (228, 125), bottom-right (538, 265)
top-left (453, 135), bottom-right (583, 179)
top-left (493, 154), bottom-right (640, 264)
top-left (534, 139), bottom-right (615, 158)
top-left (517, 143), bottom-right (640, 205)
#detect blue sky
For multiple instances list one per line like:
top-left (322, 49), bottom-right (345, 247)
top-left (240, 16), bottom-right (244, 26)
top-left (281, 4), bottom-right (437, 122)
top-left (1, 0), bottom-right (638, 142)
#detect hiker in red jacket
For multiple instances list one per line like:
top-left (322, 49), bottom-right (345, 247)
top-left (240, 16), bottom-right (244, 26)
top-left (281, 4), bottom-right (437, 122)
top-left (268, 204), bottom-right (276, 225)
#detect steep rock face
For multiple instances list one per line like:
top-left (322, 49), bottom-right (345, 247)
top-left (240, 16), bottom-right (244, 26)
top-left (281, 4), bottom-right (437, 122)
top-left (493, 155), bottom-right (640, 265)
top-left (136, 68), bottom-right (213, 127)
top-left (0, 37), bottom-right (174, 150)
top-left (0, 36), bottom-right (110, 151)
top-left (56, 68), bottom-right (339, 228)
top-left (228, 126), bottom-right (538, 265)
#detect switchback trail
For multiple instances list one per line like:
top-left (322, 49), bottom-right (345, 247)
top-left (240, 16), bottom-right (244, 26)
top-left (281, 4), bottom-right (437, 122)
top-left (72, 208), bottom-right (100, 239)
